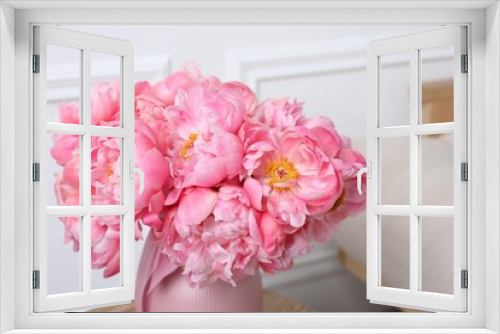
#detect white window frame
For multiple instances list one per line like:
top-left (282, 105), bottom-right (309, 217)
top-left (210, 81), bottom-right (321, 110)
top-left (32, 26), bottom-right (136, 312)
top-left (1, 2), bottom-right (499, 333)
top-left (366, 26), bottom-right (468, 313)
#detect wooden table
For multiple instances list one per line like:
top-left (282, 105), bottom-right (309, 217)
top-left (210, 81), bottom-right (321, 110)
top-left (90, 291), bottom-right (312, 313)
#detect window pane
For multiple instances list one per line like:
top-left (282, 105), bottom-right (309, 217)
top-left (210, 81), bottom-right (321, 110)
top-left (91, 52), bottom-right (121, 127)
top-left (47, 133), bottom-right (80, 206)
top-left (420, 44), bottom-right (454, 125)
top-left (421, 216), bottom-right (453, 294)
top-left (421, 134), bottom-right (454, 206)
top-left (91, 215), bottom-right (121, 290)
top-left (380, 136), bottom-right (410, 205)
top-left (380, 51), bottom-right (410, 128)
top-left (47, 216), bottom-right (81, 295)
top-left (46, 44), bottom-right (81, 124)
top-left (380, 215), bottom-right (410, 290)
top-left (91, 136), bottom-right (121, 205)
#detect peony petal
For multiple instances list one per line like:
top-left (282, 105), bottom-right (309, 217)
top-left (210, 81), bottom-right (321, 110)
top-left (177, 188), bottom-right (217, 225)
top-left (135, 81), bottom-right (152, 96)
top-left (184, 158), bottom-right (227, 188)
top-left (259, 213), bottom-right (286, 255)
top-left (244, 177), bottom-right (263, 211)
top-left (222, 133), bottom-right (244, 177)
top-left (149, 191), bottom-right (165, 213)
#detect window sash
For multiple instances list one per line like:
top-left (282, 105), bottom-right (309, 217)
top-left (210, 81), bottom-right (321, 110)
top-left (366, 26), bottom-right (468, 312)
top-left (32, 26), bottom-right (136, 312)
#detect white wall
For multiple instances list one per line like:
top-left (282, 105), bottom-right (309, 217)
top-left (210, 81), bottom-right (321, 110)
top-left (44, 25), bottom-right (450, 311)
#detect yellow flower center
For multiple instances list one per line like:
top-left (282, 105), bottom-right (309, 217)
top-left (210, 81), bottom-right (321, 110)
top-left (265, 158), bottom-right (299, 192)
top-left (329, 189), bottom-right (346, 212)
top-left (180, 133), bottom-right (199, 159)
top-left (107, 168), bottom-right (114, 178)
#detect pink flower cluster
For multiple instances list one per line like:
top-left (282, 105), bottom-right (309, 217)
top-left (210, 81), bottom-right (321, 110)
top-left (53, 63), bottom-right (366, 286)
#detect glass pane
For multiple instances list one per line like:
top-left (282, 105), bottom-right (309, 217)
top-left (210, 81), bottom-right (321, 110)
top-left (421, 216), bottom-right (454, 294)
top-left (380, 215), bottom-right (410, 290)
top-left (380, 136), bottom-right (410, 205)
top-left (91, 215), bottom-right (121, 290)
top-left (91, 52), bottom-right (121, 127)
top-left (420, 44), bottom-right (454, 124)
top-left (46, 44), bottom-right (81, 124)
top-left (91, 136), bottom-right (121, 205)
top-left (380, 51), bottom-right (410, 128)
top-left (47, 133), bottom-right (80, 206)
top-left (421, 134), bottom-right (454, 206)
top-left (47, 216), bottom-right (81, 295)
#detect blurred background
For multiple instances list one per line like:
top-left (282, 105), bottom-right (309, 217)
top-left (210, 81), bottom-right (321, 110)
top-left (45, 25), bottom-right (455, 312)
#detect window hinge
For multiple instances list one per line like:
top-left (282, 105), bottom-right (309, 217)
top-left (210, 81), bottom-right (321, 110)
top-left (461, 162), bottom-right (468, 182)
top-left (461, 54), bottom-right (468, 73)
top-left (461, 270), bottom-right (468, 289)
top-left (33, 163), bottom-right (40, 182)
top-left (33, 270), bottom-right (40, 289)
top-left (33, 54), bottom-right (40, 73)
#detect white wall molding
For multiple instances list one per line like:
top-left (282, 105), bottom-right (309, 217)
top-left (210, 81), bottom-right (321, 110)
top-left (226, 37), bottom-right (453, 98)
top-left (47, 55), bottom-right (171, 103)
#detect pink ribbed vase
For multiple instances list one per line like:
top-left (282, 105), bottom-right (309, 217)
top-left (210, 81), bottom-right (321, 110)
top-left (144, 269), bottom-right (263, 312)
top-left (135, 232), bottom-right (263, 312)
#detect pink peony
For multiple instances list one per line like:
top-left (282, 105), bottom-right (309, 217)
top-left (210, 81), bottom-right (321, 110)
top-left (134, 119), bottom-right (170, 230)
top-left (91, 136), bottom-right (121, 205)
top-left (310, 138), bottom-right (367, 242)
top-left (58, 102), bottom-right (80, 124)
top-left (174, 85), bottom-right (245, 134)
top-left (91, 215), bottom-right (121, 278)
top-left (243, 125), bottom-right (343, 230)
top-left (258, 212), bottom-right (286, 257)
top-left (59, 216), bottom-right (80, 252)
top-left (151, 70), bottom-right (197, 106)
top-left (250, 98), bottom-right (304, 129)
top-left (174, 187), bottom-right (218, 237)
top-left (91, 81), bottom-right (121, 126)
top-left (299, 115), bottom-right (343, 158)
top-left (134, 82), bottom-right (169, 155)
top-left (257, 213), bottom-right (313, 274)
top-left (164, 103), bottom-right (244, 198)
top-left (170, 185), bottom-right (261, 287)
top-left (219, 82), bottom-right (257, 116)
top-left (51, 133), bottom-right (79, 166)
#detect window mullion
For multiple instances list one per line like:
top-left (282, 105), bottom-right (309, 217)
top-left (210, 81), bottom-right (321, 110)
top-left (81, 48), bottom-right (91, 295)
top-left (416, 48), bottom-right (424, 293)
top-left (409, 47), bottom-right (420, 295)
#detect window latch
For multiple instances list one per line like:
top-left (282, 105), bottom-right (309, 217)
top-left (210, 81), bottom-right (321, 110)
top-left (357, 161), bottom-right (371, 195)
top-left (129, 161), bottom-right (145, 195)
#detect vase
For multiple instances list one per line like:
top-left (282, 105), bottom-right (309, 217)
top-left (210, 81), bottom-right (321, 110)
top-left (135, 232), bottom-right (263, 312)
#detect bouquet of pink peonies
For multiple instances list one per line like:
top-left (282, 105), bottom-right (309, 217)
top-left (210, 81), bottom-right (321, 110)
top-left (52, 63), bottom-right (366, 288)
